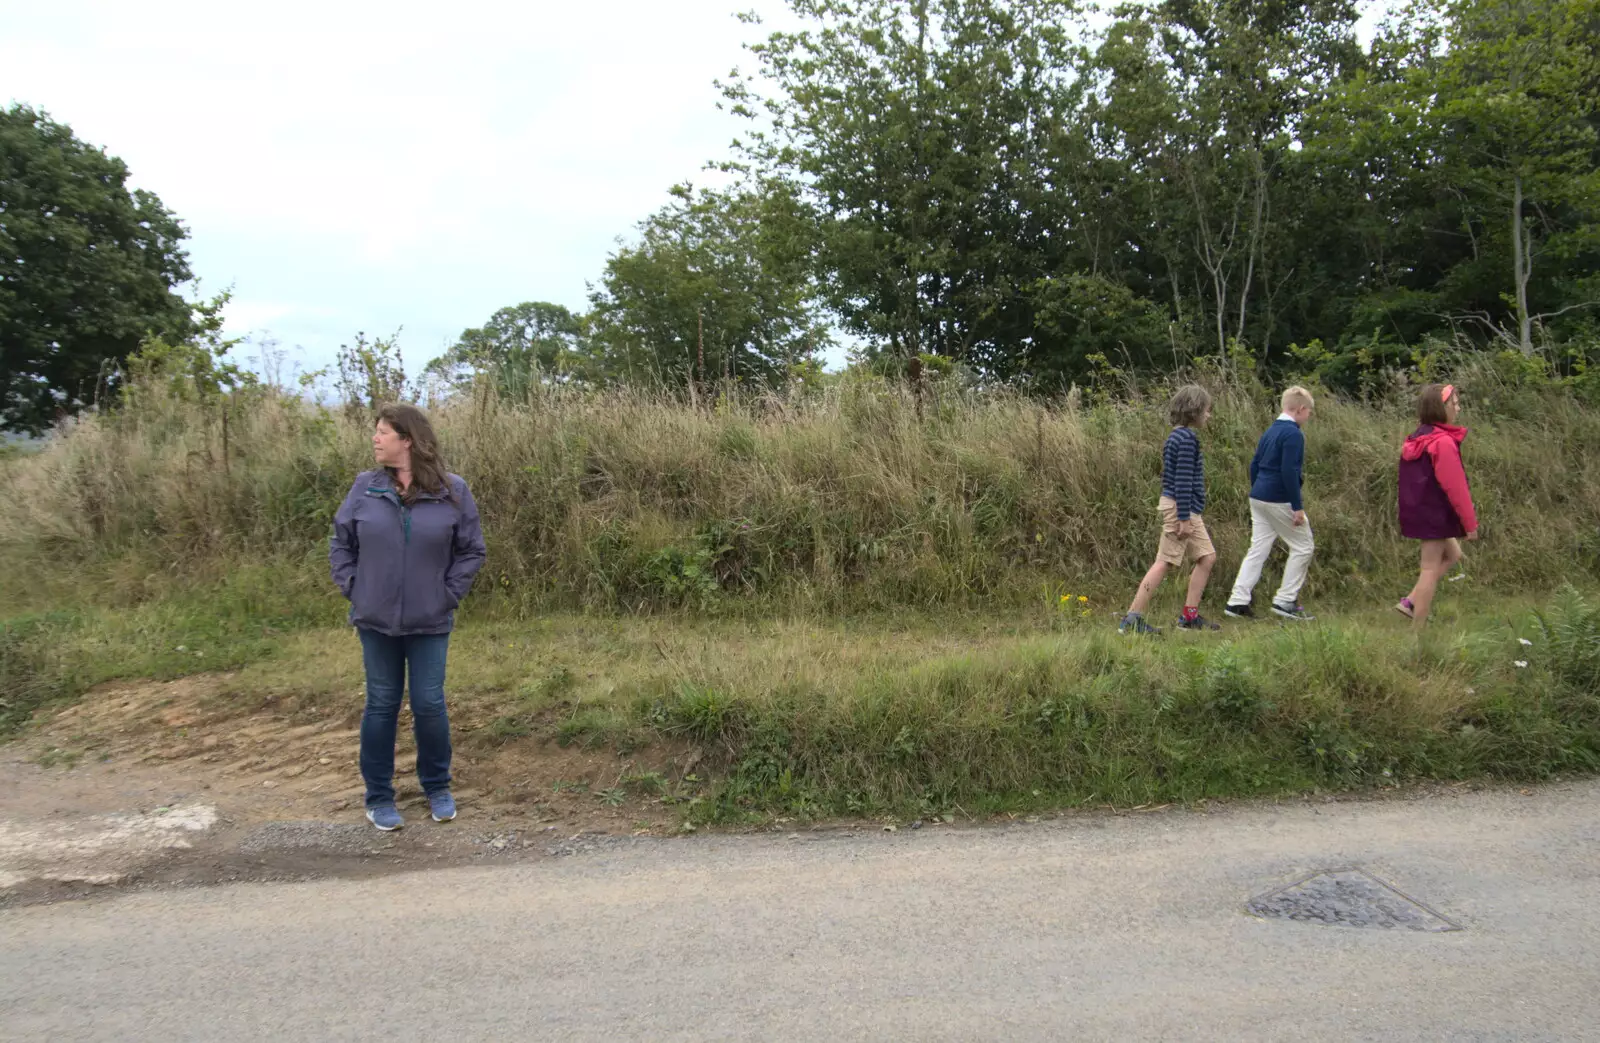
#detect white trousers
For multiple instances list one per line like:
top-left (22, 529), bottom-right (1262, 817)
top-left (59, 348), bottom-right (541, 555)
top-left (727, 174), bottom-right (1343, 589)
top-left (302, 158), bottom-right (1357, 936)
top-left (1229, 498), bottom-right (1315, 607)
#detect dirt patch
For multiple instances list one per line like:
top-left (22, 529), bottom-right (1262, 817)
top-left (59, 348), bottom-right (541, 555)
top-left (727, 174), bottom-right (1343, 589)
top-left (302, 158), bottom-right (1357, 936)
top-left (22, 674), bottom-right (699, 828)
top-left (1, 674), bottom-right (705, 905)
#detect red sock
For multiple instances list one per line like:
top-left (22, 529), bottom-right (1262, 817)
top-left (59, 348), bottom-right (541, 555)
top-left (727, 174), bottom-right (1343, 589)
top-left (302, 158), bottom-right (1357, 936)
top-left (1182, 605), bottom-right (1199, 621)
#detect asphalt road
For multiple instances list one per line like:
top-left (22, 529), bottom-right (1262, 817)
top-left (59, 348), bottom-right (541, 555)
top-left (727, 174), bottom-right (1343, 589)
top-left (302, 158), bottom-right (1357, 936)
top-left (4, 782), bottom-right (1599, 1042)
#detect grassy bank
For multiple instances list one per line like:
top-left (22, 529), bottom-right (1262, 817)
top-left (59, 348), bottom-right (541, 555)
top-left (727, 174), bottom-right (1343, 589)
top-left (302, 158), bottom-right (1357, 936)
top-left (7, 588), bottom-right (1599, 822)
top-left (2, 366), bottom-right (1598, 619)
top-left (3, 365), bottom-right (1599, 818)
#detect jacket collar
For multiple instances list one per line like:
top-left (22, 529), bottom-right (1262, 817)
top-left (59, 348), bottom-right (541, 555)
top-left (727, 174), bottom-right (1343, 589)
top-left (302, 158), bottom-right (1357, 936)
top-left (1422, 423), bottom-right (1468, 444)
top-left (1402, 422), bottom-right (1468, 460)
top-left (365, 468), bottom-right (447, 501)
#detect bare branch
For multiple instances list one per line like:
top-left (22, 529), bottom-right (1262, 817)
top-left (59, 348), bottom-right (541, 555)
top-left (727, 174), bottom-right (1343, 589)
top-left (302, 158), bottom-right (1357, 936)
top-left (1531, 301), bottom-right (1600, 323)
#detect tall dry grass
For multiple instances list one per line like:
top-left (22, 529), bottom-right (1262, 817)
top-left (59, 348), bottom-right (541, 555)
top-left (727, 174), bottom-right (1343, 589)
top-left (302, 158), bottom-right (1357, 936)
top-left (2, 367), bottom-right (1597, 617)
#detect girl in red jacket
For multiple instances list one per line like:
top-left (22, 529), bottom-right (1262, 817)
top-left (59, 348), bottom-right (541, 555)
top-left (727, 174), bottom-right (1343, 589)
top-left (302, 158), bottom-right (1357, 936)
top-left (1395, 383), bottom-right (1479, 629)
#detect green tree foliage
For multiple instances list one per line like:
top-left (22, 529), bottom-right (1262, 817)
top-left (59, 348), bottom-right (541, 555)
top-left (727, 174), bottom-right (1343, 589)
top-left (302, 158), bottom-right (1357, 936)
top-left (694, 0), bottom-right (1599, 389)
top-left (586, 182), bottom-right (827, 389)
top-left (1424, 0), bottom-right (1600, 354)
top-left (724, 0), bottom-right (1083, 373)
top-left (1080, 0), bottom-right (1365, 359)
top-left (424, 302), bottom-right (587, 400)
top-left (0, 105), bottom-right (194, 432)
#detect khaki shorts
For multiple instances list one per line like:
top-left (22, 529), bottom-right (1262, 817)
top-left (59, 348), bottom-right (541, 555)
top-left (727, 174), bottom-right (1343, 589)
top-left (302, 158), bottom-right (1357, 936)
top-left (1156, 496), bottom-right (1216, 566)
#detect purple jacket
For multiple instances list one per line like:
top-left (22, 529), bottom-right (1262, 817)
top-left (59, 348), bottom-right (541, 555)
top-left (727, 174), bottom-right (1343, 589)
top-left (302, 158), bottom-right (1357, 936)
top-left (329, 469), bottom-right (487, 636)
top-left (1397, 424), bottom-right (1477, 541)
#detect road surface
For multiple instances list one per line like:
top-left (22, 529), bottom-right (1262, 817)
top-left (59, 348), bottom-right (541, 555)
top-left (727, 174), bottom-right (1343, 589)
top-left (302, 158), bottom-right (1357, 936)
top-left (4, 782), bottom-right (1599, 1041)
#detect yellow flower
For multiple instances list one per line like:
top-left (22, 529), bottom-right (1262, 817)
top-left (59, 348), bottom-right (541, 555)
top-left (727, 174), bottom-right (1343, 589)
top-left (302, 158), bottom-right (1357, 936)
top-left (1060, 594), bottom-right (1071, 603)
top-left (1078, 595), bottom-right (1088, 603)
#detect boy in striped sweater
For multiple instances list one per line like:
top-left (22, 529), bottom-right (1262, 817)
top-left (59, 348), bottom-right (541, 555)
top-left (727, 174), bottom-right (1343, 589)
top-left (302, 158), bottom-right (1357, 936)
top-left (1120, 385), bottom-right (1220, 636)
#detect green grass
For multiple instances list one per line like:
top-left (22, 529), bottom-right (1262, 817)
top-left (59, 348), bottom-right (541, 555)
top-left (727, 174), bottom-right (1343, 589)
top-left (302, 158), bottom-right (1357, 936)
top-left (8, 580), bottom-right (1597, 824)
top-left (0, 562), bottom-right (339, 737)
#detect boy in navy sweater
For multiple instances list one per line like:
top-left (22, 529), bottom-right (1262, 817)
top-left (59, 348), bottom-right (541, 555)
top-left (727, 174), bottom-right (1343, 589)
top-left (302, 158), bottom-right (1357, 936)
top-left (1225, 386), bottom-right (1316, 621)
top-left (1120, 385), bottom-right (1220, 635)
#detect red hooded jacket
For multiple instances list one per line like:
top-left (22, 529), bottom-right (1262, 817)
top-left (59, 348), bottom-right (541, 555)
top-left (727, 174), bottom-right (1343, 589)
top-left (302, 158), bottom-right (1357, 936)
top-left (1397, 424), bottom-right (1478, 539)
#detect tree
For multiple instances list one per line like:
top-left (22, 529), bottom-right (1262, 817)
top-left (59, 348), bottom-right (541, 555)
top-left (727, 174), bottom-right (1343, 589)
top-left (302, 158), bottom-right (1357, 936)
top-left (1427, 0), bottom-right (1600, 354)
top-left (1301, 0), bottom-right (1600, 361)
top-left (335, 332), bottom-right (409, 415)
top-left (1079, 0), bottom-right (1364, 360)
top-left (1026, 272), bottom-right (1173, 385)
top-left (0, 105), bottom-right (194, 432)
top-left (424, 302), bottom-right (588, 400)
top-left (723, 0), bottom-right (1083, 377)
top-left (587, 182), bottom-right (827, 390)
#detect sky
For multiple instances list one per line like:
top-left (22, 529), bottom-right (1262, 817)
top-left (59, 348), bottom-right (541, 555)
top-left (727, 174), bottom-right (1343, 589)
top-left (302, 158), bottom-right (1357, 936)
top-left (0, 0), bottom-right (807, 378)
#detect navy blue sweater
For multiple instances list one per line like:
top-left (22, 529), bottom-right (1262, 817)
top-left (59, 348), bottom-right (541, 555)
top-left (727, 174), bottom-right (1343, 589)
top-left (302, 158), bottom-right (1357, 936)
top-left (1247, 417), bottom-right (1306, 511)
top-left (1161, 427), bottom-right (1206, 520)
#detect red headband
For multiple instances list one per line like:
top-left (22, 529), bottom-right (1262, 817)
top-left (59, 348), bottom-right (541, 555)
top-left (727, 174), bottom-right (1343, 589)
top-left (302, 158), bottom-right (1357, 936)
top-left (1441, 384), bottom-right (1455, 403)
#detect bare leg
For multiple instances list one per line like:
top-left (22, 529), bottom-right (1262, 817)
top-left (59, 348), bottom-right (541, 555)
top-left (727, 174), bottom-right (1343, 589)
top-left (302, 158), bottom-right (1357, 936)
top-left (1408, 540), bottom-right (1451, 631)
top-left (1406, 539), bottom-right (1462, 601)
top-left (1128, 560), bottom-right (1170, 615)
top-left (1185, 553), bottom-right (1216, 609)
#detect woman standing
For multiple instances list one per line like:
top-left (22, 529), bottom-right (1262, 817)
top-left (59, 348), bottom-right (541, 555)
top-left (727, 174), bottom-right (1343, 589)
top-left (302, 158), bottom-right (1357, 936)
top-left (330, 404), bottom-right (486, 830)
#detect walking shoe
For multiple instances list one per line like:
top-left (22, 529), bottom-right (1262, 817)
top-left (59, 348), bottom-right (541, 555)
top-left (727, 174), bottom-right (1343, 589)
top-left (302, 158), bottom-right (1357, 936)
top-left (1394, 597), bottom-right (1415, 620)
top-left (1118, 613), bottom-right (1162, 636)
top-left (429, 791), bottom-right (457, 822)
top-left (1271, 602), bottom-right (1314, 621)
top-left (365, 805), bottom-right (403, 831)
top-left (1224, 604), bottom-right (1255, 619)
top-left (1176, 614), bottom-right (1221, 631)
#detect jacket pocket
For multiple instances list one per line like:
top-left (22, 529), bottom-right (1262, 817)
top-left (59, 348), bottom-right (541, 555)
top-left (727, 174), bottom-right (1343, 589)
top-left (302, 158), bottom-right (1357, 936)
top-left (349, 560), bottom-right (399, 632)
top-left (402, 568), bottom-right (457, 633)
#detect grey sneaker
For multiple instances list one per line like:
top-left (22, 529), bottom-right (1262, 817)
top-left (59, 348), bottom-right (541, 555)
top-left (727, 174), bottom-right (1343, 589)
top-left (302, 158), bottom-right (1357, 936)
top-left (1176, 614), bottom-right (1221, 631)
top-left (1224, 604), bottom-right (1255, 619)
top-left (429, 792), bottom-right (457, 822)
top-left (1271, 602), bottom-right (1315, 621)
top-left (1118, 614), bottom-right (1162, 636)
top-left (365, 805), bottom-right (403, 831)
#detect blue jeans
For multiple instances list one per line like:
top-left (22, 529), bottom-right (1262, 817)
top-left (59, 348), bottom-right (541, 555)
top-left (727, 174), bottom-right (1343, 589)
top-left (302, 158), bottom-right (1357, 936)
top-left (357, 630), bottom-right (452, 809)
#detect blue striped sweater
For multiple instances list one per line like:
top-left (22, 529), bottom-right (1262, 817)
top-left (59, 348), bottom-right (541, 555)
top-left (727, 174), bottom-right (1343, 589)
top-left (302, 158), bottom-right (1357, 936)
top-left (1161, 426), bottom-right (1206, 520)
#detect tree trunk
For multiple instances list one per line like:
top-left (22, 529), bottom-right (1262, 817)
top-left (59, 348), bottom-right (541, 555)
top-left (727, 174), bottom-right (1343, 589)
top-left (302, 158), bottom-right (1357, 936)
top-left (1512, 174), bottom-right (1534, 355)
top-left (1237, 149), bottom-right (1267, 358)
top-left (910, 0), bottom-right (929, 419)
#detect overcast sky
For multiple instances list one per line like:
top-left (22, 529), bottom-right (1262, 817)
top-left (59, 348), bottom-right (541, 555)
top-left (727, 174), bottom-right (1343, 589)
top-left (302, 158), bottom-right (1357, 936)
top-left (1, 0), bottom-right (804, 377)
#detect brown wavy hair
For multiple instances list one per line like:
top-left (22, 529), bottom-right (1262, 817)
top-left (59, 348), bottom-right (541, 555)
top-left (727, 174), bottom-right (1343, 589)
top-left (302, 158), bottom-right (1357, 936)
top-left (1167, 384), bottom-right (1212, 427)
top-left (376, 403), bottom-right (452, 504)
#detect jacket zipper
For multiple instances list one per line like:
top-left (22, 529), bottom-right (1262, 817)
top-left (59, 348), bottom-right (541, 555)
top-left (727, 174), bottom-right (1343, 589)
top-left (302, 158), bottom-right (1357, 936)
top-left (367, 485), bottom-right (408, 630)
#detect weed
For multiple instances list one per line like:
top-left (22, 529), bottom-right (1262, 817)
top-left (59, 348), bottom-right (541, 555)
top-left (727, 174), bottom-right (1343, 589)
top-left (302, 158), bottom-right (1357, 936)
top-left (1200, 649), bottom-right (1273, 726)
top-left (35, 746), bottom-right (83, 769)
top-left (621, 770), bottom-right (668, 796)
top-left (665, 683), bottom-right (741, 744)
top-left (486, 715), bottom-right (534, 741)
top-left (1534, 586), bottom-right (1600, 694)
top-left (556, 707), bottom-right (624, 749)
